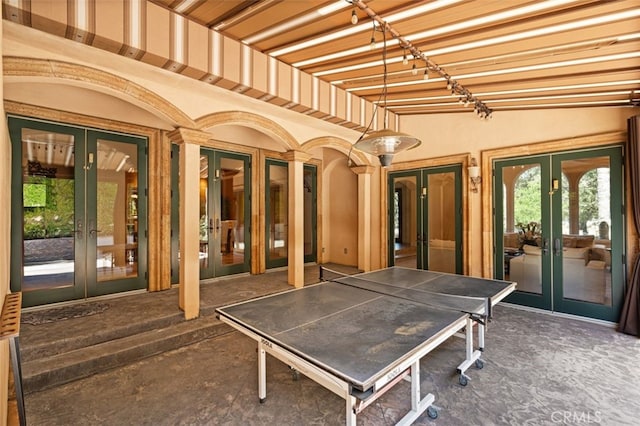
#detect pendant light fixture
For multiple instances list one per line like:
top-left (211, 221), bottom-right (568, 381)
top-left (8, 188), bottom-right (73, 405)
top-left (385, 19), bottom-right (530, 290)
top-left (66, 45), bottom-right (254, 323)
top-left (352, 21), bottom-right (421, 167)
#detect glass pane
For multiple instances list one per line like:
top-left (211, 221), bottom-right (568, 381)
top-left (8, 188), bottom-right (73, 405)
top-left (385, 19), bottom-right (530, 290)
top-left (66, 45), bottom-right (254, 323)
top-left (561, 157), bottom-right (612, 306)
top-left (393, 176), bottom-right (417, 268)
top-left (504, 164), bottom-right (543, 294)
top-left (219, 157), bottom-right (245, 266)
top-left (199, 155), bottom-right (210, 270)
top-left (304, 167), bottom-right (314, 258)
top-left (21, 128), bottom-right (75, 291)
top-left (268, 163), bottom-right (288, 262)
top-left (427, 172), bottom-right (455, 273)
top-left (96, 139), bottom-right (139, 282)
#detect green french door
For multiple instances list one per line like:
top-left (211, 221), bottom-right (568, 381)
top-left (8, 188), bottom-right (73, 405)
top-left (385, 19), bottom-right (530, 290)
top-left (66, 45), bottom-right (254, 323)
top-left (10, 116), bottom-right (148, 307)
top-left (199, 148), bottom-right (251, 278)
top-left (303, 164), bottom-right (318, 263)
top-left (387, 165), bottom-right (462, 273)
top-left (264, 160), bottom-right (317, 269)
top-left (494, 146), bottom-right (625, 321)
top-left (265, 159), bottom-right (288, 269)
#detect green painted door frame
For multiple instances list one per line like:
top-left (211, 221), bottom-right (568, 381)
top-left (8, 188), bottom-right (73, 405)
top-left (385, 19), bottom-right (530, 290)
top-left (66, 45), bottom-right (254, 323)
top-left (199, 148), bottom-right (252, 279)
top-left (265, 159), bottom-right (288, 269)
top-left (494, 146), bottom-right (625, 321)
top-left (10, 116), bottom-right (148, 307)
top-left (304, 164), bottom-right (318, 264)
top-left (387, 165), bottom-right (463, 273)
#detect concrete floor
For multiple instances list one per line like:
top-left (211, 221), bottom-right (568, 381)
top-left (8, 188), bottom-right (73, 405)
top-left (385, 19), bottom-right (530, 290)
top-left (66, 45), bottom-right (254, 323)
top-left (15, 267), bottom-right (640, 425)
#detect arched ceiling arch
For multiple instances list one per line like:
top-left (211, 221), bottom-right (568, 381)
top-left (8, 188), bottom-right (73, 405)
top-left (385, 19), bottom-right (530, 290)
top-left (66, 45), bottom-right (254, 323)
top-left (303, 136), bottom-right (371, 167)
top-left (3, 56), bottom-right (195, 129)
top-left (196, 111), bottom-right (300, 152)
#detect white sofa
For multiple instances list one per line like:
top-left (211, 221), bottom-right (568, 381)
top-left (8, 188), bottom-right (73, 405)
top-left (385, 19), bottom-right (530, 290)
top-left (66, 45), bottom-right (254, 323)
top-left (508, 244), bottom-right (606, 303)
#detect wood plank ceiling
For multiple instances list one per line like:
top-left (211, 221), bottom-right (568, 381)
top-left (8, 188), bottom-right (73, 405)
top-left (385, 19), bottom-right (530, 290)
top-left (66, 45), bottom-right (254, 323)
top-left (153, 0), bottom-right (639, 118)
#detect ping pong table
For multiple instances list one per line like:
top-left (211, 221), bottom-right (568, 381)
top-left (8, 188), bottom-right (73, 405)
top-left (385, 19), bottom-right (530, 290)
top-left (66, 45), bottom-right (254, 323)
top-left (216, 266), bottom-right (515, 425)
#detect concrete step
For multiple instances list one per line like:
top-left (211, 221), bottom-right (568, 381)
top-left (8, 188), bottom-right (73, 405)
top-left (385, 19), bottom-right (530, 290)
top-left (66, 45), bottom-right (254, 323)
top-left (21, 313), bottom-right (185, 363)
top-left (22, 314), bottom-right (233, 394)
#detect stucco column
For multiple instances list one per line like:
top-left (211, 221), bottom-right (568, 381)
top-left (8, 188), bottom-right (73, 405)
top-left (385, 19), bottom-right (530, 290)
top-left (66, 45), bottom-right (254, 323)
top-left (351, 165), bottom-right (375, 272)
top-left (168, 128), bottom-right (210, 320)
top-left (283, 150), bottom-right (312, 287)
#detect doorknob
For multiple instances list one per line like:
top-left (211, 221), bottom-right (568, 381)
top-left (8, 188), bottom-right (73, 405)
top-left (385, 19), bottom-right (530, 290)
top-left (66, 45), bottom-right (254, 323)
top-left (88, 221), bottom-right (101, 238)
top-left (541, 238), bottom-right (549, 255)
top-left (74, 220), bottom-right (83, 239)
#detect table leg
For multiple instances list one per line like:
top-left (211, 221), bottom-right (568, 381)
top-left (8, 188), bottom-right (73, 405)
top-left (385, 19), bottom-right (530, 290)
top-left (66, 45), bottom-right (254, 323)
top-left (410, 360), bottom-right (420, 413)
top-left (465, 317), bottom-right (474, 361)
top-left (397, 360), bottom-right (437, 425)
top-left (9, 337), bottom-right (26, 426)
top-left (258, 341), bottom-right (267, 403)
top-left (345, 394), bottom-right (357, 426)
top-left (456, 317), bottom-right (483, 386)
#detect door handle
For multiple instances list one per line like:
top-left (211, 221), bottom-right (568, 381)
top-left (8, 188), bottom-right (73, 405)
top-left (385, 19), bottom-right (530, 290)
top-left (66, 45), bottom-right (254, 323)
top-left (74, 220), bottom-right (83, 239)
top-left (553, 238), bottom-right (561, 256)
top-left (89, 229), bottom-right (102, 238)
top-left (541, 238), bottom-right (549, 255)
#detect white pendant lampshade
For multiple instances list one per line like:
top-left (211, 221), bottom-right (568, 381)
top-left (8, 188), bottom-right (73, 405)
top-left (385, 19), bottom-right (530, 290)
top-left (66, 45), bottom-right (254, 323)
top-left (354, 129), bottom-right (421, 167)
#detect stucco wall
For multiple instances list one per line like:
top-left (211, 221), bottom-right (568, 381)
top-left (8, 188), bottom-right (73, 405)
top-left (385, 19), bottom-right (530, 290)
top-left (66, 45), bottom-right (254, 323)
top-left (399, 108), bottom-right (636, 160)
top-left (322, 148), bottom-right (358, 266)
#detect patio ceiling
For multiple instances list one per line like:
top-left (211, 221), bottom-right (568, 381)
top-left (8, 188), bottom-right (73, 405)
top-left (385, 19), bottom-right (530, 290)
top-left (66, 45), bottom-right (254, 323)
top-left (152, 0), bottom-right (640, 117)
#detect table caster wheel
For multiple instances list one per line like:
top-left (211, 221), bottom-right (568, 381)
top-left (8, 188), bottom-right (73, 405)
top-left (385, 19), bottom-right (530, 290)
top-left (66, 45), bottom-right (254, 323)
top-left (290, 368), bottom-right (300, 381)
top-left (427, 406), bottom-right (438, 419)
top-left (459, 374), bottom-right (469, 386)
top-left (475, 359), bottom-right (485, 369)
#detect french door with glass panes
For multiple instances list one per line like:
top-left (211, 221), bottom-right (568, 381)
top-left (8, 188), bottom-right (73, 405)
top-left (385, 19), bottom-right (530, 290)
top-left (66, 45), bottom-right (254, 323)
top-left (265, 160), bottom-right (318, 269)
top-left (494, 147), bottom-right (624, 321)
top-left (199, 148), bottom-right (251, 279)
top-left (388, 165), bottom-right (462, 273)
top-left (10, 116), bottom-right (147, 307)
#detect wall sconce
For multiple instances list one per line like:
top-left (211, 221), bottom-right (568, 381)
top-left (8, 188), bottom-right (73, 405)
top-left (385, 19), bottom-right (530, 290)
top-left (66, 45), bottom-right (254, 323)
top-left (468, 158), bottom-right (481, 193)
